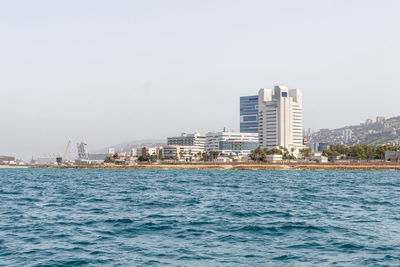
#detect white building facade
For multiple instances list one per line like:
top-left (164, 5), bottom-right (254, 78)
top-left (108, 147), bottom-right (115, 155)
top-left (162, 145), bottom-right (204, 161)
top-left (136, 147), bottom-right (159, 157)
top-left (343, 129), bottom-right (352, 145)
top-left (258, 86), bottom-right (303, 149)
top-left (205, 131), bottom-right (259, 156)
top-left (167, 133), bottom-right (206, 149)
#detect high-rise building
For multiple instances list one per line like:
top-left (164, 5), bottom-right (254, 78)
top-left (343, 129), bottom-right (352, 144)
top-left (240, 95), bottom-right (259, 133)
top-left (303, 128), bottom-right (314, 138)
top-left (258, 85), bottom-right (303, 149)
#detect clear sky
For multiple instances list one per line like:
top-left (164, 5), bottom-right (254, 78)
top-left (1, 0), bottom-right (400, 160)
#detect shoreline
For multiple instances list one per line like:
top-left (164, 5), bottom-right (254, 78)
top-left (0, 165), bottom-right (29, 169)
top-left (29, 162), bottom-right (400, 171)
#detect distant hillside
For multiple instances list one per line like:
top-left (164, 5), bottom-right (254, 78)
top-left (307, 116), bottom-right (400, 146)
top-left (92, 139), bottom-right (166, 154)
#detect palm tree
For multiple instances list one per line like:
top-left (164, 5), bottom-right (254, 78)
top-left (210, 151), bottom-right (219, 160)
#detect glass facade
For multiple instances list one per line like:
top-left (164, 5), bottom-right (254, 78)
top-left (219, 141), bottom-right (259, 151)
top-left (240, 95), bottom-right (259, 133)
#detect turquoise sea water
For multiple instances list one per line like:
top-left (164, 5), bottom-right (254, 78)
top-left (0, 169), bottom-right (400, 266)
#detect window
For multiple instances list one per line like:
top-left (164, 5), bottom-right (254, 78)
top-left (243, 116), bottom-right (257, 122)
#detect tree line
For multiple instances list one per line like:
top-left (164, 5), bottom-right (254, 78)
top-left (323, 144), bottom-right (400, 160)
top-left (249, 144), bottom-right (400, 162)
top-left (249, 147), bottom-right (297, 161)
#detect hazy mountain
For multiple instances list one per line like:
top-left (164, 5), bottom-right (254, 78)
top-left (91, 139), bottom-right (166, 154)
top-left (308, 116), bottom-right (400, 146)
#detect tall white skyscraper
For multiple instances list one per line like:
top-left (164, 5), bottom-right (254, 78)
top-left (258, 85), bottom-right (303, 149)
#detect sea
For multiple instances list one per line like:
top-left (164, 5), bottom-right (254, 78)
top-left (0, 169), bottom-right (399, 266)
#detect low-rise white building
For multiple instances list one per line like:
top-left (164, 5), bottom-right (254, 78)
top-left (162, 145), bottom-right (204, 161)
top-left (131, 148), bottom-right (138, 157)
top-left (167, 133), bottom-right (206, 149)
top-left (137, 147), bottom-right (160, 157)
top-left (215, 156), bottom-right (232, 163)
top-left (0, 156), bottom-right (15, 164)
top-left (205, 130), bottom-right (259, 157)
top-left (108, 147), bottom-right (115, 155)
top-left (385, 151), bottom-right (400, 162)
top-left (310, 155), bottom-right (328, 163)
top-left (37, 157), bottom-right (57, 165)
top-left (265, 154), bottom-right (283, 163)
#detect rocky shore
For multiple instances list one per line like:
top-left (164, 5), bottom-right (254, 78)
top-left (32, 162), bottom-right (400, 171)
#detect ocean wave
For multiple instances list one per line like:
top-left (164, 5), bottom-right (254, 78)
top-left (0, 169), bottom-right (399, 266)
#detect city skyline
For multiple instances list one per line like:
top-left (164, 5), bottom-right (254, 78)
top-left (1, 1), bottom-right (400, 160)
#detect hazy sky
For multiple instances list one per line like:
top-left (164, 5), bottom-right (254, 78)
top-left (1, 0), bottom-right (400, 160)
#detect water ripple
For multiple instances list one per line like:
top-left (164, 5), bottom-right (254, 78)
top-left (0, 169), bottom-right (399, 266)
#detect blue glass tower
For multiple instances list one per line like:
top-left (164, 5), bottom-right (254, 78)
top-left (240, 95), bottom-right (259, 133)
